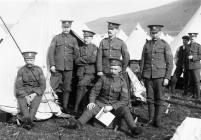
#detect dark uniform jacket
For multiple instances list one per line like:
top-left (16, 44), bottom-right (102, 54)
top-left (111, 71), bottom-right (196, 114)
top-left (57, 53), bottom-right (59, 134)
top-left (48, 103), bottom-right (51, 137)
top-left (175, 45), bottom-right (188, 67)
top-left (141, 39), bottom-right (173, 79)
top-left (185, 42), bottom-right (201, 70)
top-left (89, 75), bottom-right (129, 110)
top-left (15, 65), bottom-right (46, 98)
top-left (97, 37), bottom-right (130, 74)
top-left (48, 33), bottom-right (79, 71)
top-left (75, 43), bottom-right (97, 77)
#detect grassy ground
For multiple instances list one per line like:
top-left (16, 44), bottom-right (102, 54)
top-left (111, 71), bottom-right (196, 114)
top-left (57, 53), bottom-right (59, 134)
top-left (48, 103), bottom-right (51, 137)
top-left (1, 89), bottom-right (201, 140)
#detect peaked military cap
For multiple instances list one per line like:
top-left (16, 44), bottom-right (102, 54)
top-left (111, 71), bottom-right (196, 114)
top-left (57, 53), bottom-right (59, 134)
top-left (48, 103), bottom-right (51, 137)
top-left (22, 51), bottom-right (37, 59)
top-left (61, 20), bottom-right (73, 28)
top-left (83, 30), bottom-right (95, 37)
top-left (108, 21), bottom-right (121, 29)
top-left (182, 35), bottom-right (190, 40)
top-left (110, 58), bottom-right (122, 67)
top-left (148, 25), bottom-right (164, 33)
top-left (188, 33), bottom-right (198, 37)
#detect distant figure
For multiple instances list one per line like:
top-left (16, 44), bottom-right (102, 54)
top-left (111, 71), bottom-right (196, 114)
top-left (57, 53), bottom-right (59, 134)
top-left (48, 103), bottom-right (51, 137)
top-left (48, 20), bottom-right (79, 113)
top-left (97, 21), bottom-right (130, 76)
top-left (74, 30), bottom-right (98, 115)
top-left (141, 25), bottom-right (173, 127)
top-left (185, 33), bottom-right (201, 99)
top-left (171, 35), bottom-right (190, 95)
top-left (15, 51), bottom-right (46, 130)
top-left (66, 58), bottom-right (142, 137)
top-left (0, 38), bottom-right (3, 44)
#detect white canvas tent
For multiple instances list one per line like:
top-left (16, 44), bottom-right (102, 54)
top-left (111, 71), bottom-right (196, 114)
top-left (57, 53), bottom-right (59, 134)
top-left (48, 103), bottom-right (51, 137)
top-left (0, 0), bottom-right (90, 120)
top-left (159, 31), bottom-right (174, 45)
top-left (126, 22), bottom-right (151, 60)
top-left (171, 117), bottom-right (201, 140)
top-left (117, 29), bottom-right (128, 42)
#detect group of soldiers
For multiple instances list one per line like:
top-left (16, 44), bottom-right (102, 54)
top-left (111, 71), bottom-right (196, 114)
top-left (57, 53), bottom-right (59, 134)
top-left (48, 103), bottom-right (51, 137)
top-left (14, 19), bottom-right (201, 137)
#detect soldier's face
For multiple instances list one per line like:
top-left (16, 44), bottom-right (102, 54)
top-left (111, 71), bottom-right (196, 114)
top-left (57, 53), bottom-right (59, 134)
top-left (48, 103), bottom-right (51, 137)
top-left (108, 28), bottom-right (118, 37)
top-left (84, 36), bottom-right (93, 44)
top-left (110, 66), bottom-right (121, 76)
top-left (189, 36), bottom-right (197, 43)
top-left (62, 26), bottom-right (71, 33)
top-left (150, 31), bottom-right (159, 39)
top-left (25, 58), bottom-right (35, 65)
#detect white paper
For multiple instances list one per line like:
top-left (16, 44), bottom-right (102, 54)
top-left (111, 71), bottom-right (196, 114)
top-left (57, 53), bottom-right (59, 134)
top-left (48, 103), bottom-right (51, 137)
top-left (95, 107), bottom-right (115, 126)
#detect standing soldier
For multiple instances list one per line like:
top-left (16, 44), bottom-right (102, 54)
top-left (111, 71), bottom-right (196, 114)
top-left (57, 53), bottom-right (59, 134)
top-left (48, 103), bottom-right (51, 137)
top-left (48, 20), bottom-right (79, 113)
top-left (97, 21), bottom-right (130, 76)
top-left (74, 30), bottom-right (97, 114)
top-left (171, 35), bottom-right (190, 95)
top-left (185, 33), bottom-right (201, 99)
top-left (141, 25), bottom-right (173, 127)
top-left (15, 51), bottom-right (46, 130)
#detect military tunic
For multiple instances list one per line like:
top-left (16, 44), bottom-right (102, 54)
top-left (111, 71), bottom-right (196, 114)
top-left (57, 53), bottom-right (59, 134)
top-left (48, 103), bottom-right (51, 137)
top-left (141, 39), bottom-right (173, 79)
top-left (185, 42), bottom-right (201, 98)
top-left (141, 39), bottom-right (173, 125)
top-left (97, 37), bottom-right (130, 74)
top-left (48, 33), bottom-right (79, 71)
top-left (15, 64), bottom-right (46, 121)
top-left (89, 75), bottom-right (128, 109)
top-left (15, 65), bottom-right (46, 98)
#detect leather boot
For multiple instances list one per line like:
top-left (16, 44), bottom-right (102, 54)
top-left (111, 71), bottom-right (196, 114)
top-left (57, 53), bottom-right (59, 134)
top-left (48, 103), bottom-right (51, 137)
top-left (147, 102), bottom-right (154, 123)
top-left (63, 92), bottom-right (70, 113)
top-left (154, 105), bottom-right (162, 127)
top-left (170, 76), bottom-right (177, 94)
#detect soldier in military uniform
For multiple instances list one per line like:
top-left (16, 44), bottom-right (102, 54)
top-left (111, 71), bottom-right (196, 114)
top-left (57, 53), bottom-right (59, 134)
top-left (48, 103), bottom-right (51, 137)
top-left (66, 58), bottom-right (142, 137)
top-left (73, 30), bottom-right (97, 114)
top-left (15, 51), bottom-right (46, 130)
top-left (185, 33), bottom-right (201, 99)
top-left (141, 25), bottom-right (173, 127)
top-left (171, 35), bottom-right (190, 95)
top-left (48, 20), bottom-right (79, 113)
top-left (97, 21), bottom-right (130, 76)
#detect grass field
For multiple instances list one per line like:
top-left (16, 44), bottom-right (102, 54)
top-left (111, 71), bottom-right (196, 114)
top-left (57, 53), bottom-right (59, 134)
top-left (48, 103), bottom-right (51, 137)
top-left (1, 88), bottom-right (201, 140)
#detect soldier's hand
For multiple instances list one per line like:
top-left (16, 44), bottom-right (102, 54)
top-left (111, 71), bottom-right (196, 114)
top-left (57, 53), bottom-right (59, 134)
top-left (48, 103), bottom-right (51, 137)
top-left (163, 78), bottom-right (169, 86)
top-left (25, 96), bottom-right (31, 105)
top-left (29, 93), bottom-right (37, 101)
top-left (50, 66), bottom-right (56, 73)
top-left (97, 72), bottom-right (104, 76)
top-left (87, 103), bottom-right (96, 110)
top-left (188, 55), bottom-right (193, 59)
top-left (103, 106), bottom-right (113, 113)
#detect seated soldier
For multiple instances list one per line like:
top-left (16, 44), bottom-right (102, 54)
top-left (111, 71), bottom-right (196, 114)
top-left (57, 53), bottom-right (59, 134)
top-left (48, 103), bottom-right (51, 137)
top-left (66, 58), bottom-right (142, 137)
top-left (15, 51), bottom-right (46, 130)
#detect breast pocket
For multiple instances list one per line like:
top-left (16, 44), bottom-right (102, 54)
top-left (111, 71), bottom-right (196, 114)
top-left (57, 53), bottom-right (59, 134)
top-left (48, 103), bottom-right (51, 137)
top-left (111, 45), bottom-right (121, 57)
top-left (155, 47), bottom-right (164, 54)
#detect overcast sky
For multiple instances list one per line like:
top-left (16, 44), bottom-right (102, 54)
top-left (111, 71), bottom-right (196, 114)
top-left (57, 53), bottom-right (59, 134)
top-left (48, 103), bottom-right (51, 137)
top-left (0, 0), bottom-right (178, 24)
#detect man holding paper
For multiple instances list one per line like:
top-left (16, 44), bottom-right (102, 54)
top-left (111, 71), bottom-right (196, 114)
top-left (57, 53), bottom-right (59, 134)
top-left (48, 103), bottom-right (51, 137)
top-left (67, 58), bottom-right (142, 136)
